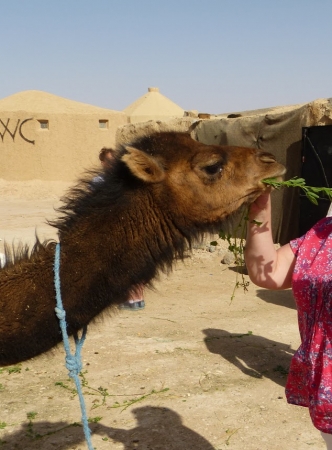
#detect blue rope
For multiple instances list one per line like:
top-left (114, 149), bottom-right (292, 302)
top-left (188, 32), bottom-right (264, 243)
top-left (54, 242), bottom-right (94, 450)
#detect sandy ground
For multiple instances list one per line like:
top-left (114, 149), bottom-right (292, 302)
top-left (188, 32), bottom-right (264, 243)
top-left (0, 181), bottom-right (326, 450)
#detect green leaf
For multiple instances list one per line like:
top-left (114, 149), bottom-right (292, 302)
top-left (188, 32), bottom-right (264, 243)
top-left (262, 177), bottom-right (332, 204)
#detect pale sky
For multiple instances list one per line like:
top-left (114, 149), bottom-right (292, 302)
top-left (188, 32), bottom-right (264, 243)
top-left (1, 0), bottom-right (331, 114)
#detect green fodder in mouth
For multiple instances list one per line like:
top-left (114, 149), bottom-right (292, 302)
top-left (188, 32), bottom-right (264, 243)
top-left (262, 177), bottom-right (332, 205)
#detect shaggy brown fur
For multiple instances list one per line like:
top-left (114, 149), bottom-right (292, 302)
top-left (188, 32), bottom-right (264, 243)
top-left (0, 132), bottom-right (285, 365)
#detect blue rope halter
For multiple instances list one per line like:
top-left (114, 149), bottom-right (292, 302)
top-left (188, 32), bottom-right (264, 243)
top-left (54, 242), bottom-right (94, 450)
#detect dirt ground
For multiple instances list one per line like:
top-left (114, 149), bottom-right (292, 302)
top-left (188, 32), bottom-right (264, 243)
top-left (0, 182), bottom-right (326, 450)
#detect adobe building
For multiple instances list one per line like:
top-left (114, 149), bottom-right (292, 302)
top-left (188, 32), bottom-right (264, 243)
top-left (0, 90), bottom-right (127, 181)
top-left (124, 87), bottom-right (184, 124)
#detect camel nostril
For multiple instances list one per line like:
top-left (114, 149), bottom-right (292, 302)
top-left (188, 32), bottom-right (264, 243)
top-left (258, 152), bottom-right (276, 163)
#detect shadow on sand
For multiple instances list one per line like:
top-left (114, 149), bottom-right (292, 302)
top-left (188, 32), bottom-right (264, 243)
top-left (203, 328), bottom-right (295, 387)
top-left (227, 266), bottom-right (296, 310)
top-left (0, 406), bottom-right (215, 450)
top-left (255, 288), bottom-right (296, 310)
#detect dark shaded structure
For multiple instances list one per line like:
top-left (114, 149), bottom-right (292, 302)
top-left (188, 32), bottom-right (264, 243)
top-left (299, 124), bottom-right (332, 235)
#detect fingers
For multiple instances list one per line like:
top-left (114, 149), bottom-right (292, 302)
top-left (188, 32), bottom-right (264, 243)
top-left (248, 191), bottom-right (271, 221)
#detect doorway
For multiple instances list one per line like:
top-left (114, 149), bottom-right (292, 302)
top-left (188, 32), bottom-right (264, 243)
top-left (299, 125), bottom-right (332, 236)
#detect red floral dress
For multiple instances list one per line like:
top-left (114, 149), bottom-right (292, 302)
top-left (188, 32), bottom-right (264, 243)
top-left (287, 216), bottom-right (332, 433)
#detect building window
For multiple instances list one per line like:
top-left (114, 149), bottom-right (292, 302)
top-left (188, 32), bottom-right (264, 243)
top-left (99, 119), bottom-right (108, 129)
top-left (38, 120), bottom-right (49, 129)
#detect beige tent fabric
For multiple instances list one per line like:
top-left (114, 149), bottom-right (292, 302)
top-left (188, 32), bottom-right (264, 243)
top-left (193, 98), bottom-right (332, 244)
top-left (124, 87), bottom-right (184, 124)
top-left (327, 203), bottom-right (332, 217)
top-left (116, 117), bottom-right (197, 146)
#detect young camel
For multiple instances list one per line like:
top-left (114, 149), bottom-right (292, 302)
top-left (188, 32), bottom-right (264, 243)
top-left (0, 132), bottom-right (285, 366)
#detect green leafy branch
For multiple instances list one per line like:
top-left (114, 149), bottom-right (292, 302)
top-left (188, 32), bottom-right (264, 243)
top-left (218, 208), bottom-right (249, 301)
top-left (262, 177), bottom-right (332, 205)
top-left (55, 371), bottom-right (169, 411)
top-left (109, 388), bottom-right (169, 412)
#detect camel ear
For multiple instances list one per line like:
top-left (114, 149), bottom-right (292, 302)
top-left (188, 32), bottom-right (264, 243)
top-left (122, 146), bottom-right (165, 183)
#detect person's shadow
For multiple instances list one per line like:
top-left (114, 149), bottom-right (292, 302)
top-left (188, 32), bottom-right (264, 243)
top-left (105, 406), bottom-right (215, 449)
top-left (203, 328), bottom-right (295, 387)
top-left (255, 288), bottom-right (296, 310)
top-left (0, 407), bottom-right (215, 449)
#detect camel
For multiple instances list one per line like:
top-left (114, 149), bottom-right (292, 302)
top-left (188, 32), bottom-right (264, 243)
top-left (0, 132), bottom-right (285, 366)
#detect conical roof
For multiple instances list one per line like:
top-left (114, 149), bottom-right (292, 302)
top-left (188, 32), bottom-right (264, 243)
top-left (0, 90), bottom-right (120, 114)
top-left (124, 87), bottom-right (184, 123)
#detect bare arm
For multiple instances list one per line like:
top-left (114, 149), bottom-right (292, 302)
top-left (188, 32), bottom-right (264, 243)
top-left (244, 192), bottom-right (296, 290)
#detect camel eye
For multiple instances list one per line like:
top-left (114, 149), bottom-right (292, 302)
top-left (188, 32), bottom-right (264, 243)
top-left (203, 162), bottom-right (223, 176)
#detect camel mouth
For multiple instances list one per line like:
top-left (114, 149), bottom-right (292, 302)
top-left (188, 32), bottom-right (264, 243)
top-left (257, 165), bottom-right (286, 189)
top-left (239, 185), bottom-right (273, 205)
top-left (242, 189), bottom-right (263, 202)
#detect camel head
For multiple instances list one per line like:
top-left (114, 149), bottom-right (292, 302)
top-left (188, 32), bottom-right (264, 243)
top-left (120, 132), bottom-right (285, 229)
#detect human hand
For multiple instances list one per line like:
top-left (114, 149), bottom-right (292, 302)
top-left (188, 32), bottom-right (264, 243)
top-left (248, 190), bottom-right (271, 222)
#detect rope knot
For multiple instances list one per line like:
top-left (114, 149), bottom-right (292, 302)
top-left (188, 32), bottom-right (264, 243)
top-left (65, 354), bottom-right (82, 377)
top-left (54, 306), bottom-right (66, 321)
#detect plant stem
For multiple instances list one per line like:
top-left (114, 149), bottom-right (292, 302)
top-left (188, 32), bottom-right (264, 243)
top-left (263, 177), bottom-right (332, 205)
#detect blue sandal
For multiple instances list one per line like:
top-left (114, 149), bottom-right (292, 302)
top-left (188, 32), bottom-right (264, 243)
top-left (118, 300), bottom-right (145, 310)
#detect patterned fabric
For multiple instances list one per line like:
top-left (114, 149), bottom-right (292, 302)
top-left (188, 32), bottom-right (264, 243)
top-left (288, 217), bottom-right (332, 433)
